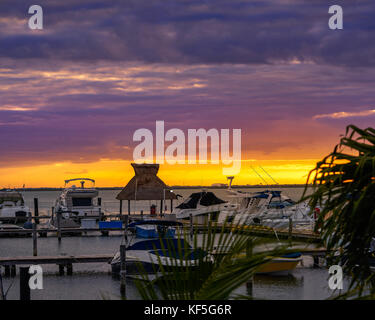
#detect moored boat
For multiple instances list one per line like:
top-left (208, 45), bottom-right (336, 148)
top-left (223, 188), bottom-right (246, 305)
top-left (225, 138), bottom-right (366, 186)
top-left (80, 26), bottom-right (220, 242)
top-left (0, 190), bottom-right (31, 224)
top-left (110, 220), bottom-right (211, 275)
top-left (173, 191), bottom-right (237, 223)
top-left (50, 178), bottom-right (101, 228)
top-left (256, 253), bottom-right (302, 275)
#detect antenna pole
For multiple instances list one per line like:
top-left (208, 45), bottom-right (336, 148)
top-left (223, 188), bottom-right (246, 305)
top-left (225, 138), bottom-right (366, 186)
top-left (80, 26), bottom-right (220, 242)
top-left (250, 166), bottom-right (269, 186)
top-left (259, 166), bottom-right (279, 185)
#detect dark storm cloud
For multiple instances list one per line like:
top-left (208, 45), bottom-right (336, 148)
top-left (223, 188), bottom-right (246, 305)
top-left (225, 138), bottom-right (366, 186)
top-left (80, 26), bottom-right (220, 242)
top-left (0, 0), bottom-right (374, 67)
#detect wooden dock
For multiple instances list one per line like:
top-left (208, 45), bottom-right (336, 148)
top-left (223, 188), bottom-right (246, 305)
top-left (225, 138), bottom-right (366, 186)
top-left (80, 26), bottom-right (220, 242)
top-left (0, 254), bottom-right (114, 266)
top-left (0, 222), bottom-right (321, 243)
top-left (0, 254), bottom-right (114, 277)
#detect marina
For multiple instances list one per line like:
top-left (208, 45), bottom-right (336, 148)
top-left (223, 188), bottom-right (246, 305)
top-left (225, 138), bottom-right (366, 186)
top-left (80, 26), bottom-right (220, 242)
top-left (0, 168), bottom-right (333, 300)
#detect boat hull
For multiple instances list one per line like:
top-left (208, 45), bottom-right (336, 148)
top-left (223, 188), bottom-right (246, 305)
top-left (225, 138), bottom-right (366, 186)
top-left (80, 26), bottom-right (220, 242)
top-left (257, 255), bottom-right (302, 275)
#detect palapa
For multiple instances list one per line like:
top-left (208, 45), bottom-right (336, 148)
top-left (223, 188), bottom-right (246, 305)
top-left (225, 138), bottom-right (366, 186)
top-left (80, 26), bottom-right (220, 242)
top-left (116, 163), bottom-right (177, 201)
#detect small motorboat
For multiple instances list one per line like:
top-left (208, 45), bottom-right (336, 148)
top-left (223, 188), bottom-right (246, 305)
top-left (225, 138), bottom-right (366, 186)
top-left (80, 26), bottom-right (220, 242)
top-left (111, 238), bottom-right (209, 275)
top-left (110, 220), bottom-right (210, 275)
top-left (256, 253), bottom-right (302, 275)
top-left (212, 244), bottom-right (302, 275)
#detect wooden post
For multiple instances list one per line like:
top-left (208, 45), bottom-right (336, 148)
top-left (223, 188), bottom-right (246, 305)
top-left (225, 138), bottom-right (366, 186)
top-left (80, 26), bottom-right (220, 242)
top-left (119, 200), bottom-right (123, 219)
top-left (246, 238), bottom-right (254, 296)
top-left (33, 198), bottom-right (39, 224)
top-left (19, 267), bottom-right (30, 301)
top-left (120, 244), bottom-right (127, 297)
top-left (57, 210), bottom-right (62, 243)
top-left (124, 215), bottom-right (129, 243)
top-left (140, 210), bottom-right (143, 220)
top-left (160, 200), bottom-right (163, 217)
top-left (10, 265), bottom-right (16, 277)
top-left (67, 264), bottom-right (73, 276)
top-left (98, 198), bottom-right (103, 221)
top-left (58, 264), bottom-right (65, 276)
top-left (288, 217), bottom-right (293, 242)
top-left (32, 223), bottom-right (37, 256)
top-left (0, 272), bottom-right (5, 300)
top-left (190, 213), bottom-right (193, 241)
top-left (170, 199), bottom-right (173, 214)
top-left (127, 200), bottom-right (130, 216)
top-left (4, 266), bottom-right (10, 277)
top-left (313, 256), bottom-right (319, 268)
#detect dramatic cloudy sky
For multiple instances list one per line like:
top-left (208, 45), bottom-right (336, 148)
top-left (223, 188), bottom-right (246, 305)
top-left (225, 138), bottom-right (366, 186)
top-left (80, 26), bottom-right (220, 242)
top-left (0, 0), bottom-right (374, 187)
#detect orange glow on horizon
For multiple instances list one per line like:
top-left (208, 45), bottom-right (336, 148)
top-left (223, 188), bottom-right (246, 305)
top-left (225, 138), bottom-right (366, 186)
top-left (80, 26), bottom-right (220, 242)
top-left (0, 159), bottom-right (318, 188)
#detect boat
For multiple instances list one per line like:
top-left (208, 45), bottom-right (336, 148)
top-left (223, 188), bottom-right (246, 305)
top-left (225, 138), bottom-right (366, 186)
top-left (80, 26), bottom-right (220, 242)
top-left (110, 220), bottom-right (211, 275)
top-left (226, 190), bottom-right (314, 230)
top-left (0, 223), bottom-right (30, 238)
top-left (50, 178), bottom-right (101, 228)
top-left (212, 245), bottom-right (302, 275)
top-left (256, 253), bottom-right (302, 275)
top-left (0, 190), bottom-right (31, 224)
top-left (173, 191), bottom-right (237, 224)
top-left (128, 220), bottom-right (178, 239)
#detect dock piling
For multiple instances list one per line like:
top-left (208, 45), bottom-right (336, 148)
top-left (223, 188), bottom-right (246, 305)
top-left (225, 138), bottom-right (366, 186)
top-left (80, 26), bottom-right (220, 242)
top-left (57, 210), bottom-right (62, 242)
top-left (313, 256), bottom-right (320, 268)
top-left (189, 214), bottom-right (193, 241)
top-left (58, 264), bottom-right (65, 276)
top-left (4, 266), bottom-right (10, 277)
top-left (246, 238), bottom-right (254, 296)
top-left (67, 264), bottom-right (73, 275)
top-left (98, 198), bottom-right (103, 221)
top-left (288, 217), bottom-right (293, 242)
top-left (32, 223), bottom-right (38, 256)
top-left (10, 265), bottom-right (16, 277)
top-left (0, 272), bottom-right (5, 300)
top-left (33, 198), bottom-right (39, 224)
top-left (120, 244), bottom-right (127, 297)
top-left (19, 267), bottom-right (30, 300)
top-left (119, 200), bottom-right (123, 219)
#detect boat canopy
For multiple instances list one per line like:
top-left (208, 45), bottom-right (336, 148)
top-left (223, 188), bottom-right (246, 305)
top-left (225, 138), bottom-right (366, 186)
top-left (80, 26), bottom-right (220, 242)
top-left (64, 178), bottom-right (95, 188)
top-left (176, 192), bottom-right (227, 210)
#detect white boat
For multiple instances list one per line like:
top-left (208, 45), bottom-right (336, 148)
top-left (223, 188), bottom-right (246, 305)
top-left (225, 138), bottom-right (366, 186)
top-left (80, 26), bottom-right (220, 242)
top-left (228, 190), bottom-right (314, 229)
top-left (173, 191), bottom-right (237, 224)
top-left (111, 220), bottom-right (211, 275)
top-left (0, 190), bottom-right (31, 224)
top-left (50, 178), bottom-right (101, 227)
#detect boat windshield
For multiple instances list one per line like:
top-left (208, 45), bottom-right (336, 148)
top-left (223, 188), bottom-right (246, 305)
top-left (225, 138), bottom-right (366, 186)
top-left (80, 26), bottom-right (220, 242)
top-left (72, 197), bottom-right (93, 207)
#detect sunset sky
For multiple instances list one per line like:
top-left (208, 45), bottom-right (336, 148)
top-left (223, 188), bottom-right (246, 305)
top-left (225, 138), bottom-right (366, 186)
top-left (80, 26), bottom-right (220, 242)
top-left (0, 0), bottom-right (374, 187)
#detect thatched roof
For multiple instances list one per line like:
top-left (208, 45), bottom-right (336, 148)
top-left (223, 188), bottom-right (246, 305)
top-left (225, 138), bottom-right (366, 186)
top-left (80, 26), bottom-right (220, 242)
top-left (116, 163), bottom-right (177, 201)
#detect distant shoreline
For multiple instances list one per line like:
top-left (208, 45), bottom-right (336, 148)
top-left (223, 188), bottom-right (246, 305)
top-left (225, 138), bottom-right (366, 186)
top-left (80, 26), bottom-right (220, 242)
top-left (7, 184), bottom-right (312, 192)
